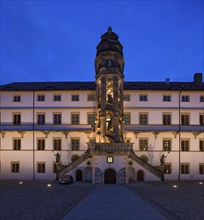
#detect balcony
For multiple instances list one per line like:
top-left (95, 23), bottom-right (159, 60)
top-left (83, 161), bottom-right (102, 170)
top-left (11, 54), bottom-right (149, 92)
top-left (87, 142), bottom-right (133, 153)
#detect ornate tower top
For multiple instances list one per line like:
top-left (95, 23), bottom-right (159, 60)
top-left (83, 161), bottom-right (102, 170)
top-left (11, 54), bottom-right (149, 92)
top-left (96, 26), bottom-right (123, 56)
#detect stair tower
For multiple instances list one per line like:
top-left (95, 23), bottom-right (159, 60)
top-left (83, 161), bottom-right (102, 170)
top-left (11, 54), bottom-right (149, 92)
top-left (95, 27), bottom-right (125, 143)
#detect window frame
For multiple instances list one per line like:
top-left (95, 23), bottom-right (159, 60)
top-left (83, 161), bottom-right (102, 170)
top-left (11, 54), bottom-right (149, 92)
top-left (199, 114), bottom-right (204, 126)
top-left (71, 138), bottom-right (80, 151)
top-left (139, 94), bottom-right (148, 102)
top-left (162, 113), bottom-right (171, 125)
top-left (123, 94), bottom-right (130, 101)
top-left (139, 113), bottom-right (148, 125)
top-left (181, 139), bottom-right (190, 151)
top-left (37, 113), bottom-right (46, 125)
top-left (181, 113), bottom-right (190, 126)
top-left (139, 138), bottom-right (148, 151)
top-left (13, 113), bottom-right (21, 125)
top-left (53, 94), bottom-right (61, 102)
top-left (71, 94), bottom-right (79, 101)
top-left (87, 113), bottom-right (96, 125)
top-left (181, 95), bottom-right (190, 102)
top-left (71, 112), bottom-right (80, 125)
top-left (37, 95), bottom-right (45, 102)
top-left (199, 139), bottom-right (204, 151)
top-left (37, 162), bottom-right (46, 173)
top-left (199, 163), bottom-right (204, 174)
top-left (123, 113), bottom-right (131, 125)
top-left (164, 163), bottom-right (172, 174)
top-left (13, 138), bottom-right (21, 150)
top-left (163, 95), bottom-right (171, 102)
top-left (87, 94), bottom-right (96, 101)
top-left (13, 95), bottom-right (21, 102)
top-left (163, 139), bottom-right (172, 151)
top-left (180, 163), bottom-right (190, 174)
top-left (53, 113), bottom-right (62, 125)
top-left (53, 138), bottom-right (62, 151)
top-left (11, 161), bottom-right (20, 173)
top-left (37, 138), bottom-right (45, 150)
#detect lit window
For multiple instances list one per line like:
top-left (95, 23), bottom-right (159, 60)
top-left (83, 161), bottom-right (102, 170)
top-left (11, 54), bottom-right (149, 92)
top-left (11, 162), bottom-right (20, 173)
top-left (124, 113), bottom-right (131, 125)
top-left (181, 164), bottom-right (189, 174)
top-left (139, 95), bottom-right (148, 101)
top-left (53, 95), bottom-right (61, 101)
top-left (53, 138), bottom-right (61, 151)
top-left (88, 113), bottom-right (96, 125)
top-left (13, 138), bottom-right (21, 150)
top-left (13, 95), bottom-right (21, 102)
top-left (53, 113), bottom-right (61, 125)
top-left (163, 139), bottom-right (171, 151)
top-left (37, 162), bottom-right (46, 173)
top-left (123, 94), bottom-right (130, 101)
top-left (37, 113), bottom-right (45, 125)
top-left (163, 95), bottom-right (171, 102)
top-left (72, 95), bottom-right (79, 101)
top-left (139, 113), bottom-right (148, 125)
top-left (139, 139), bottom-right (148, 151)
top-left (181, 139), bottom-right (189, 151)
top-left (107, 156), bottom-right (113, 163)
top-left (87, 94), bottom-right (96, 101)
top-left (37, 139), bottom-right (45, 150)
top-left (164, 163), bottom-right (171, 174)
top-left (181, 95), bottom-right (189, 102)
top-left (181, 114), bottom-right (190, 125)
top-left (71, 113), bottom-right (80, 125)
top-left (37, 95), bottom-right (45, 101)
top-left (71, 138), bottom-right (80, 150)
top-left (13, 113), bottom-right (21, 125)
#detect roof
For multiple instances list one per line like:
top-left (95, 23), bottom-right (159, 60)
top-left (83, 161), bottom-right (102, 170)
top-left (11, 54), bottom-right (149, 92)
top-left (0, 81), bottom-right (203, 91)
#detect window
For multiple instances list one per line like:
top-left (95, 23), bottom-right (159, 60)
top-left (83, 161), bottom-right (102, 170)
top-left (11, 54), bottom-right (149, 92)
top-left (199, 114), bottom-right (204, 126)
top-left (139, 95), bottom-right (148, 102)
top-left (71, 113), bottom-right (80, 125)
top-left (181, 163), bottom-right (189, 174)
top-left (164, 163), bottom-right (171, 174)
top-left (88, 113), bottom-right (96, 125)
top-left (37, 113), bottom-right (45, 125)
top-left (37, 162), bottom-right (46, 173)
top-left (53, 113), bottom-right (61, 125)
top-left (181, 95), bottom-right (189, 102)
top-left (123, 94), bottom-right (130, 101)
top-left (37, 95), bottom-right (45, 101)
top-left (71, 138), bottom-right (80, 150)
top-left (200, 96), bottom-right (204, 102)
top-left (199, 140), bottom-right (204, 151)
top-left (53, 162), bottom-right (57, 173)
top-left (181, 114), bottom-right (190, 125)
top-left (13, 113), bottom-right (21, 125)
top-left (199, 164), bottom-right (204, 174)
top-left (13, 138), bottom-right (21, 150)
top-left (163, 95), bottom-right (171, 102)
top-left (37, 139), bottom-right (45, 150)
top-left (139, 113), bottom-right (148, 125)
top-left (53, 95), bottom-right (61, 101)
top-left (163, 113), bottom-right (171, 125)
top-left (107, 156), bottom-right (113, 163)
top-left (13, 95), bottom-right (21, 102)
top-left (139, 139), bottom-right (148, 151)
top-left (11, 162), bottom-right (20, 173)
top-left (53, 138), bottom-right (61, 151)
top-left (124, 113), bottom-right (131, 125)
top-left (163, 139), bottom-right (171, 151)
top-left (72, 94), bottom-right (79, 101)
top-left (181, 139), bottom-right (189, 151)
top-left (87, 94), bottom-right (96, 101)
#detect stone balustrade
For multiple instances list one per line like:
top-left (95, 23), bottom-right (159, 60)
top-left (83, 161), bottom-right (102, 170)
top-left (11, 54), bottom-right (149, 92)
top-left (87, 142), bottom-right (133, 153)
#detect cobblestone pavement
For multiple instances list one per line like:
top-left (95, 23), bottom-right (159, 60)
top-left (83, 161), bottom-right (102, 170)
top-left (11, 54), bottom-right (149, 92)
top-left (129, 180), bottom-right (204, 220)
top-left (0, 180), bottom-right (94, 220)
top-left (1, 180), bottom-right (203, 220)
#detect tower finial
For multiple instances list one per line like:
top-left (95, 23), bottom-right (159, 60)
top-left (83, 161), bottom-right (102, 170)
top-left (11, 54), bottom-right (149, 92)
top-left (108, 26), bottom-right (112, 33)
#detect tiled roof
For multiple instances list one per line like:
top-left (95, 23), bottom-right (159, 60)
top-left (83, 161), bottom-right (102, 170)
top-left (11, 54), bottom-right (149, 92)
top-left (0, 81), bottom-right (203, 91)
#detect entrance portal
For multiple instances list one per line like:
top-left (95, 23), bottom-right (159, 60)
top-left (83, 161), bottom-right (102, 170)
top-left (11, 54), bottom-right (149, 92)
top-left (76, 169), bottom-right (83, 181)
top-left (137, 170), bottom-right (144, 181)
top-left (104, 169), bottom-right (116, 184)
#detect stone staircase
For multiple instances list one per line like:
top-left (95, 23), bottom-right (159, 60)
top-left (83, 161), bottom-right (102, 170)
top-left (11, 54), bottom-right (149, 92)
top-left (59, 151), bottom-right (91, 178)
top-left (128, 151), bottom-right (162, 180)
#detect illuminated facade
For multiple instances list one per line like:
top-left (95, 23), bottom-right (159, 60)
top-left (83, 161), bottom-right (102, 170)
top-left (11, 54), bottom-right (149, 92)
top-left (0, 27), bottom-right (204, 183)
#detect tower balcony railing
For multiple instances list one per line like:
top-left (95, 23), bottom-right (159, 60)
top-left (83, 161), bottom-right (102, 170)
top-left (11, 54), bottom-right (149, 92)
top-left (87, 142), bottom-right (133, 153)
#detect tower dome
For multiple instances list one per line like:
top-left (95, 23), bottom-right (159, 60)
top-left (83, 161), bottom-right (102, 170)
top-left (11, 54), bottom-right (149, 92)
top-left (95, 27), bottom-right (125, 76)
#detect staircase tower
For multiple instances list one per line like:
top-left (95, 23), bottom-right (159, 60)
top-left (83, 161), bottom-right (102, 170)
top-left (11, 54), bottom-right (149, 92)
top-left (95, 27), bottom-right (125, 143)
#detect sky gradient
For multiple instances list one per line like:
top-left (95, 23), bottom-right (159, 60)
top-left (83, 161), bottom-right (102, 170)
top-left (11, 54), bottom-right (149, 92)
top-left (1, 0), bottom-right (203, 85)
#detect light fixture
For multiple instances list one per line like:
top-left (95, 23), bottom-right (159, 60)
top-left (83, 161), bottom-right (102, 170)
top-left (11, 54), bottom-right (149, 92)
top-left (199, 181), bottom-right (203, 185)
top-left (173, 185), bottom-right (178, 188)
top-left (47, 183), bottom-right (52, 187)
top-left (19, 181), bottom-right (23, 185)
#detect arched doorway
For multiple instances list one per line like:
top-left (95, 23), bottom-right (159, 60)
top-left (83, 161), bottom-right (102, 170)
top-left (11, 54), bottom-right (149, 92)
top-left (137, 170), bottom-right (144, 181)
top-left (128, 167), bottom-right (136, 182)
top-left (76, 169), bottom-right (83, 181)
top-left (84, 167), bottom-right (92, 182)
top-left (104, 168), bottom-right (116, 184)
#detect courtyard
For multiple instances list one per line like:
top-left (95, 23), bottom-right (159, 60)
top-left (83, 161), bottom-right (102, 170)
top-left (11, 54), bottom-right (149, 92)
top-left (0, 180), bottom-right (203, 220)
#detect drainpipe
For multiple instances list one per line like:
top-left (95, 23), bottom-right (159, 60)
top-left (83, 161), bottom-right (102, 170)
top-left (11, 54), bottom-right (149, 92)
top-left (33, 90), bottom-right (35, 180)
top-left (178, 90), bottom-right (181, 181)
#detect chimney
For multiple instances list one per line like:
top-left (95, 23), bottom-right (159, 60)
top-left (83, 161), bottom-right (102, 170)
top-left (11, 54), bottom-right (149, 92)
top-left (194, 73), bottom-right (203, 85)
top-left (165, 78), bottom-right (170, 84)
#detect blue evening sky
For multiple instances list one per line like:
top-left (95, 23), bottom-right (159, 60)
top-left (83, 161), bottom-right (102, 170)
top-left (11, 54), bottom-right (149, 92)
top-left (0, 0), bottom-right (203, 85)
